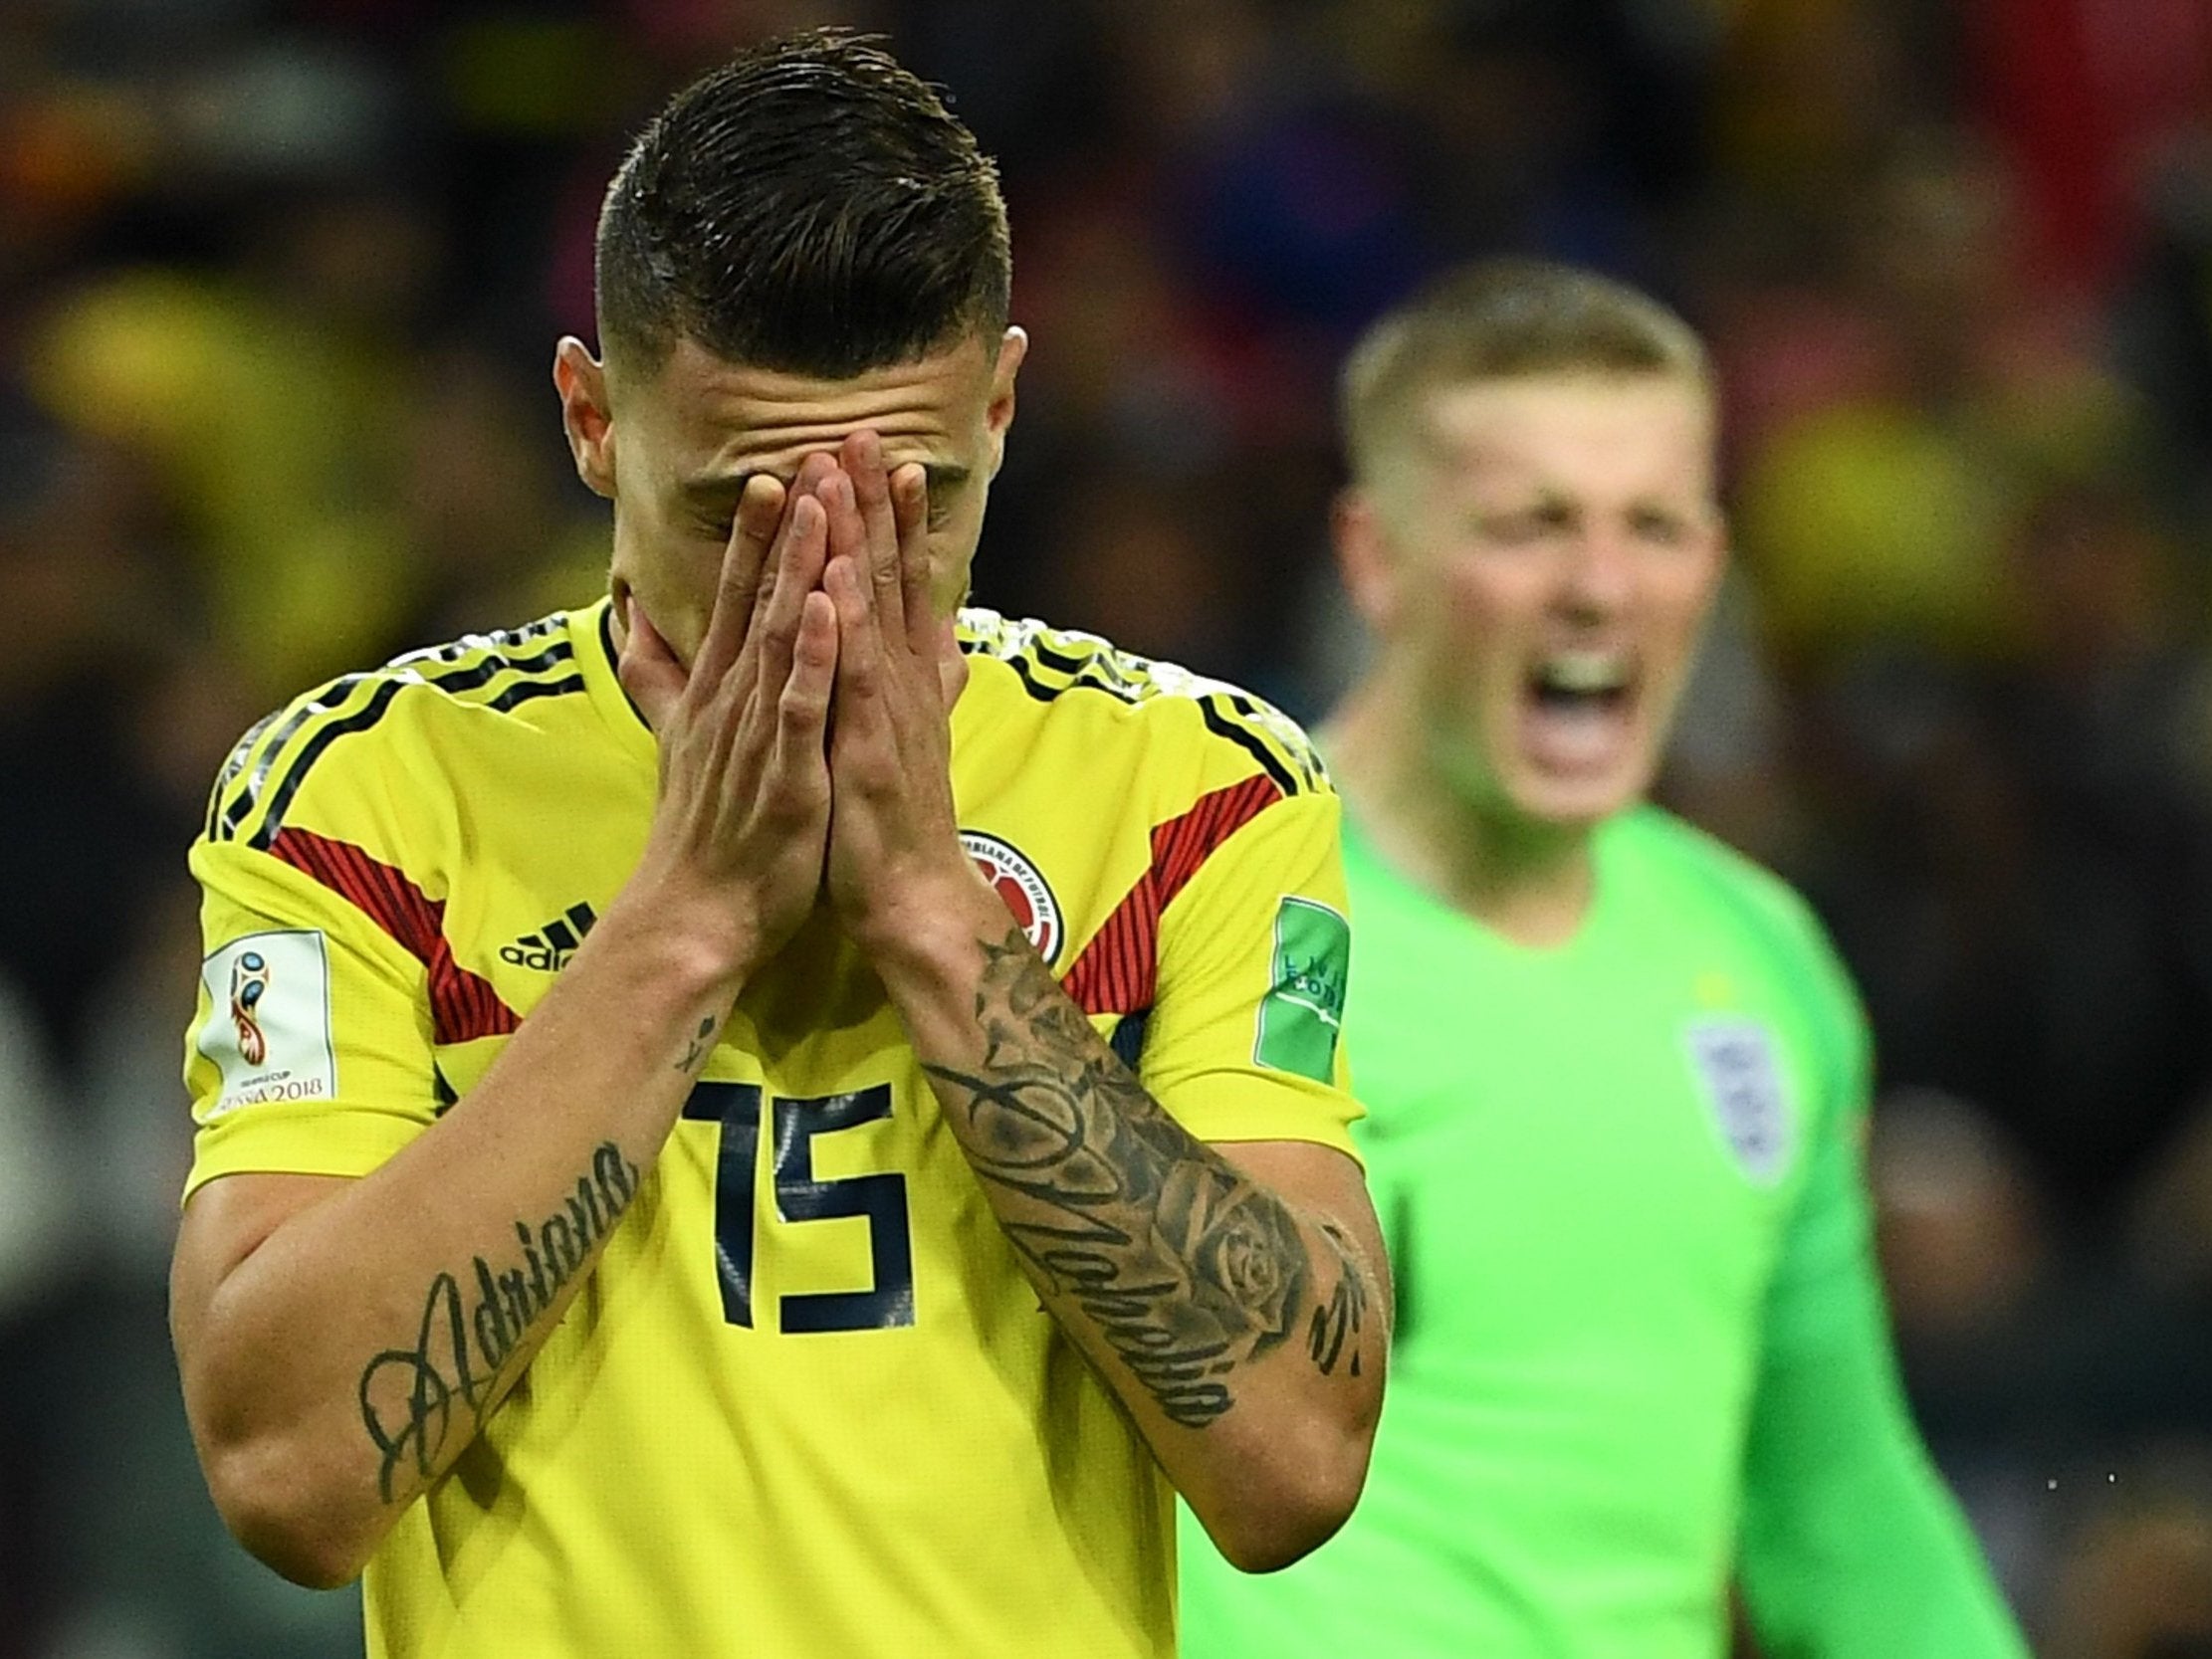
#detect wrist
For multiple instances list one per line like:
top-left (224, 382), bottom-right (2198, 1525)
top-left (846, 860), bottom-right (1006, 988)
top-left (600, 873), bottom-right (765, 1002)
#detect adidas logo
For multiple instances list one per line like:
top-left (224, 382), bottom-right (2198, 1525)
top-left (501, 903), bottom-right (598, 970)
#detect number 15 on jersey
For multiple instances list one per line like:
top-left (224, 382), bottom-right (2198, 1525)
top-left (680, 1082), bottom-right (917, 1334)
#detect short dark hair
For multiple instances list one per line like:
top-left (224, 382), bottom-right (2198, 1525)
top-left (594, 30), bottom-right (1011, 379)
top-left (1341, 259), bottom-right (1709, 485)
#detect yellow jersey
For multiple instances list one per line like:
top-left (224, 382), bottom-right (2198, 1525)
top-left (182, 598), bottom-right (1359, 1659)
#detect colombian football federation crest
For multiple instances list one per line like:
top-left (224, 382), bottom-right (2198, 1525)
top-left (196, 930), bottom-right (337, 1121)
top-left (962, 832), bottom-right (1062, 963)
top-left (1685, 1016), bottom-right (1795, 1185)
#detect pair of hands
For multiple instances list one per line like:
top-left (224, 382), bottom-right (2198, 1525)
top-left (619, 430), bottom-right (976, 984)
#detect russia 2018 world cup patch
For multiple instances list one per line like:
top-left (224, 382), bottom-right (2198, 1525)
top-left (194, 930), bottom-right (338, 1119)
top-left (1685, 1017), bottom-right (1795, 1185)
top-left (1254, 897), bottom-right (1349, 1084)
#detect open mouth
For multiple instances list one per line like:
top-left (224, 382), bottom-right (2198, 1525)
top-left (1519, 651), bottom-right (1641, 773)
top-left (1530, 650), bottom-right (1631, 710)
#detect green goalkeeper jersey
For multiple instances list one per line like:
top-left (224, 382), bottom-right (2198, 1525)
top-left (1180, 806), bottom-right (2026, 1659)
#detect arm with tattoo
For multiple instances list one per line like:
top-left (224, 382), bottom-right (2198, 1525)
top-left (171, 469), bottom-right (840, 1588)
top-left (802, 432), bottom-right (1386, 1569)
top-left (928, 929), bottom-right (1373, 1421)
top-left (356, 1141), bottom-right (644, 1503)
top-left (896, 920), bottom-right (1389, 1571)
top-left (171, 909), bottom-right (737, 1589)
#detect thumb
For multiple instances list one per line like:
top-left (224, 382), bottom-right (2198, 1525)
top-left (616, 597), bottom-right (687, 731)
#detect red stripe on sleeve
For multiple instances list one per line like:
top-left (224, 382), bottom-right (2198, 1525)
top-left (1150, 772), bottom-right (1279, 907)
top-left (1059, 770), bottom-right (1285, 1017)
top-left (268, 826), bottom-right (522, 1045)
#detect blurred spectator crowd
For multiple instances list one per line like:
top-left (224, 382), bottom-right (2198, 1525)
top-left (6, 0), bottom-right (2212, 1653)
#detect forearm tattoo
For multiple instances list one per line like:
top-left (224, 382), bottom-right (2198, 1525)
top-left (358, 1141), bottom-right (641, 1501)
top-left (1308, 1222), bottom-right (1367, 1378)
top-left (925, 929), bottom-right (1367, 1428)
top-left (677, 1015), bottom-right (716, 1074)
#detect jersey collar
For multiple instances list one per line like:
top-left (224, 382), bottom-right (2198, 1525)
top-left (574, 598), bottom-right (657, 769)
top-left (574, 593), bottom-right (995, 774)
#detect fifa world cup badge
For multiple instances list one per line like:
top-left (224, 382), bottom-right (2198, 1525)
top-left (196, 930), bottom-right (338, 1120)
top-left (230, 950), bottom-right (271, 1066)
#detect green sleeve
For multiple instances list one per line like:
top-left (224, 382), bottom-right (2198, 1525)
top-left (1736, 953), bottom-right (2029, 1659)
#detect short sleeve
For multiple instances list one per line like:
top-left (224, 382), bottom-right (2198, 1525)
top-left (1138, 787), bottom-right (1362, 1157)
top-left (181, 835), bottom-right (439, 1203)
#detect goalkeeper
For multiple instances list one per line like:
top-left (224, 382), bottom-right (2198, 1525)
top-left (1179, 259), bottom-right (2028, 1659)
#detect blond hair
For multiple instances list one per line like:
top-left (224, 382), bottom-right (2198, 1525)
top-left (1341, 259), bottom-right (1710, 487)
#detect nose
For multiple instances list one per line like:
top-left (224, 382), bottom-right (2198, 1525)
top-left (1556, 524), bottom-right (1636, 622)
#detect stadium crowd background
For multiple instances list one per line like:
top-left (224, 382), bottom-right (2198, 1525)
top-left (3, 0), bottom-right (2211, 1652)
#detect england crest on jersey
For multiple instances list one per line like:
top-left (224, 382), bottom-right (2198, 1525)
top-left (1685, 1017), bottom-right (1795, 1185)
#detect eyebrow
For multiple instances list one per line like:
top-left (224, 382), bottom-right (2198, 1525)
top-left (679, 462), bottom-right (973, 510)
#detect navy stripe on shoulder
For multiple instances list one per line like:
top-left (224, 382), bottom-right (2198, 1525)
top-left (239, 668), bottom-right (586, 850)
top-left (959, 609), bottom-right (1329, 796)
top-left (408, 636), bottom-right (572, 694)
top-left (244, 678), bottom-right (408, 850)
top-left (485, 674), bottom-right (586, 716)
top-left (220, 674), bottom-right (384, 842)
top-left (1199, 700), bottom-right (1299, 796)
top-left (215, 616), bottom-right (588, 848)
top-left (205, 707), bottom-right (282, 841)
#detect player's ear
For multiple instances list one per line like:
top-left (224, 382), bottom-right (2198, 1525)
top-left (553, 337), bottom-right (618, 501)
top-left (1333, 487), bottom-right (1402, 634)
top-left (981, 326), bottom-right (1026, 477)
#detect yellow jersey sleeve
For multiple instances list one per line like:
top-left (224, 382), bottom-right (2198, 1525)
top-left (1142, 786), bottom-right (1360, 1156)
top-left (182, 831), bottom-right (440, 1203)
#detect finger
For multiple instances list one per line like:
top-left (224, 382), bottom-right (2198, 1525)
top-left (754, 492), bottom-right (829, 695)
top-left (788, 449), bottom-right (841, 523)
top-left (842, 430), bottom-right (905, 643)
top-left (824, 551), bottom-right (884, 718)
top-left (813, 468), bottom-right (875, 631)
top-left (890, 463), bottom-right (934, 655)
top-left (693, 475), bottom-right (787, 686)
top-left (616, 596), bottom-right (687, 732)
top-left (741, 455), bottom-right (837, 677)
top-left (772, 589), bottom-right (838, 775)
